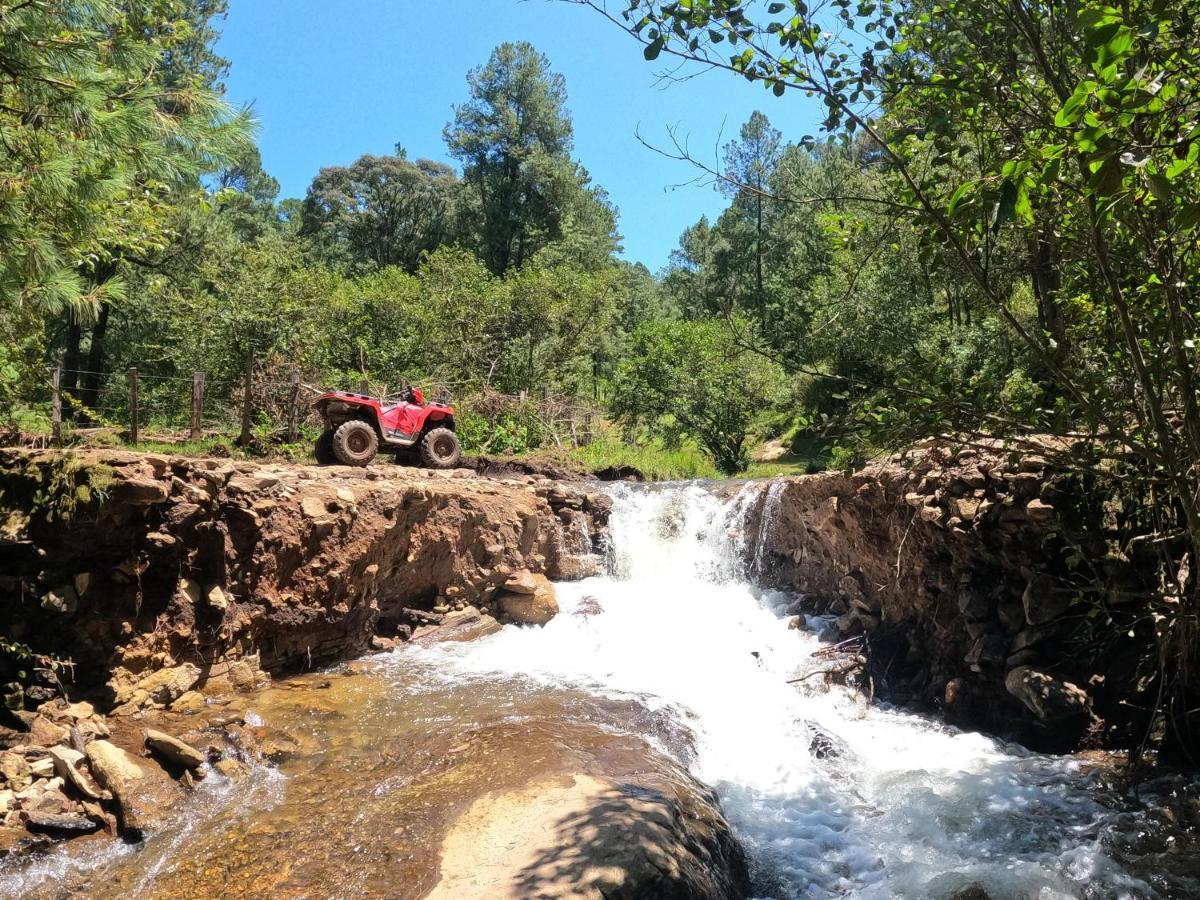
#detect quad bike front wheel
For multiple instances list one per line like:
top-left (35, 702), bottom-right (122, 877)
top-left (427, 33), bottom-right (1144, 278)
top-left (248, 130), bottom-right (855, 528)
top-left (332, 420), bottom-right (379, 466)
top-left (418, 427), bottom-right (462, 469)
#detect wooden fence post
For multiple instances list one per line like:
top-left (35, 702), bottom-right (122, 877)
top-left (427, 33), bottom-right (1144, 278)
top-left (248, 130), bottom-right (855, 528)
top-left (126, 367), bottom-right (139, 445)
top-left (359, 377), bottom-right (369, 395)
top-left (287, 371), bottom-right (301, 443)
top-left (239, 355), bottom-right (253, 446)
top-left (190, 372), bottom-right (205, 442)
top-left (50, 366), bottom-right (62, 446)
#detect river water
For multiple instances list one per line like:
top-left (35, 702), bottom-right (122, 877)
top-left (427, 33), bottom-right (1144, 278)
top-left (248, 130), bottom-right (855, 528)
top-left (2, 481), bottom-right (1197, 898)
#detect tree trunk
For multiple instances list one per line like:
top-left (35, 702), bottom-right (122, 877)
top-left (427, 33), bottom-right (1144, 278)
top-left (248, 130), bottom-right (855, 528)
top-left (79, 303), bottom-right (110, 412)
top-left (1030, 230), bottom-right (1067, 357)
top-left (755, 194), bottom-right (765, 329)
top-left (63, 322), bottom-right (82, 407)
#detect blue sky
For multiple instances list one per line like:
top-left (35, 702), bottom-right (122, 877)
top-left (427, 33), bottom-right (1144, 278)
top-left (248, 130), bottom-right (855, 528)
top-left (217, 0), bottom-right (821, 272)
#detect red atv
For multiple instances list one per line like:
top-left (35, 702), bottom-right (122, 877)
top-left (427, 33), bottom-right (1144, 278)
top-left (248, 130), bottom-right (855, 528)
top-left (312, 385), bottom-right (462, 469)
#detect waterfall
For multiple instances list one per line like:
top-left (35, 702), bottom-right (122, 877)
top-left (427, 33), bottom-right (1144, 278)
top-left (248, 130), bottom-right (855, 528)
top-left (417, 482), bottom-right (1155, 899)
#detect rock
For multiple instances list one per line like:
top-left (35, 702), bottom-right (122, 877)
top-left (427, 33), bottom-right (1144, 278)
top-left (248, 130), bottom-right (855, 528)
top-left (1005, 666), bottom-right (1092, 722)
top-left (206, 585), bottom-right (229, 612)
top-left (111, 477), bottom-right (169, 506)
top-left (111, 663), bottom-right (201, 710)
top-left (170, 691), bottom-right (207, 714)
top-left (502, 569), bottom-right (539, 595)
top-left (1024, 498), bottom-right (1055, 524)
top-left (997, 598), bottom-right (1026, 633)
top-left (551, 553), bottom-right (602, 581)
top-left (1011, 624), bottom-right (1058, 653)
top-left (919, 504), bottom-right (944, 525)
top-left (949, 884), bottom-right (993, 900)
top-left (145, 531), bottom-right (177, 549)
top-left (1006, 649), bottom-right (1042, 669)
top-left (838, 574), bottom-right (868, 608)
top-left (953, 497), bottom-right (981, 522)
top-left (300, 496), bottom-right (330, 519)
top-left (412, 607), bottom-right (503, 646)
top-left (0, 824), bottom-right (49, 857)
top-left (0, 752), bottom-right (31, 790)
top-left (335, 487), bottom-right (356, 504)
top-left (38, 700), bottom-right (96, 723)
top-left (86, 740), bottom-right (143, 788)
top-left (85, 740), bottom-right (149, 838)
top-left (176, 577), bottom-right (203, 607)
top-left (26, 716), bottom-right (69, 747)
top-left (965, 620), bottom-right (994, 640)
top-left (15, 775), bottom-right (63, 802)
top-left (28, 757), bottom-right (54, 778)
top-left (1018, 455), bottom-right (1048, 472)
top-left (955, 468), bottom-right (988, 490)
top-left (144, 729), bottom-right (206, 770)
top-left (1, 682), bottom-right (22, 711)
top-left (213, 758), bottom-right (246, 781)
top-left (46, 746), bottom-right (109, 801)
top-left (426, 772), bottom-right (748, 900)
top-left (498, 574), bottom-right (559, 626)
top-left (575, 596), bottom-right (604, 618)
top-left (23, 811), bottom-right (101, 835)
top-left (1021, 574), bottom-right (1070, 625)
top-left (40, 585), bottom-right (78, 615)
top-left (957, 591), bottom-right (993, 620)
top-left (963, 635), bottom-right (1006, 671)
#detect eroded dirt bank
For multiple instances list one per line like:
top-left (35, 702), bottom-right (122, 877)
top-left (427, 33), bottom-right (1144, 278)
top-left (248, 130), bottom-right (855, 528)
top-left (0, 448), bottom-right (609, 712)
top-left (747, 441), bottom-right (1160, 753)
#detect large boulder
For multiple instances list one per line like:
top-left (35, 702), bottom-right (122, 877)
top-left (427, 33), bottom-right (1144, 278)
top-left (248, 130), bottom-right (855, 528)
top-left (85, 739), bottom-right (179, 839)
top-left (497, 573), bottom-right (559, 626)
top-left (427, 772), bottom-right (748, 900)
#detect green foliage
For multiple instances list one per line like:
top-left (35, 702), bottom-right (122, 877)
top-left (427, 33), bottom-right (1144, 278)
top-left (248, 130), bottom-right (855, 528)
top-left (301, 149), bottom-right (458, 274)
top-left (457, 406), bottom-right (545, 455)
top-left (0, 0), bottom-right (251, 317)
top-left (445, 42), bottom-right (619, 274)
top-left (572, 426), bottom-right (719, 481)
top-left (613, 318), bottom-right (786, 475)
top-left (576, 0), bottom-right (1200, 753)
top-left (0, 453), bottom-right (112, 535)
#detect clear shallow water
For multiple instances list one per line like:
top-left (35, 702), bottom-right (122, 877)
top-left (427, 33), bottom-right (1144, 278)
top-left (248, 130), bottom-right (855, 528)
top-left (2, 481), bottom-right (1194, 898)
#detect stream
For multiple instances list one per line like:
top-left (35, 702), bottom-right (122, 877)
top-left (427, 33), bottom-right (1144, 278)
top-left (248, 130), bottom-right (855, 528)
top-left (2, 481), bottom-right (1198, 898)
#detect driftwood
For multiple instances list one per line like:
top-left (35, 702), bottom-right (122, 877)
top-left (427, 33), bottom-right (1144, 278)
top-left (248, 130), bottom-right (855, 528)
top-left (787, 657), bottom-right (867, 684)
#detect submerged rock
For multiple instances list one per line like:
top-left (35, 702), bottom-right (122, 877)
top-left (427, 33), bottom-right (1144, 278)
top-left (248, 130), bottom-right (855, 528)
top-left (144, 729), bottom-right (206, 770)
top-left (498, 574), bottom-right (559, 626)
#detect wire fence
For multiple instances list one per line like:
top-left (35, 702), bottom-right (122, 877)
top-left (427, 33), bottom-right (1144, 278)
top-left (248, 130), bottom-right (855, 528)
top-left (30, 361), bottom-right (599, 454)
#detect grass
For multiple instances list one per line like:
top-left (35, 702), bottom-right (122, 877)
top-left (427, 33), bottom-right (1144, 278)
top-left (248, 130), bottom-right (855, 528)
top-left (568, 433), bottom-right (719, 481)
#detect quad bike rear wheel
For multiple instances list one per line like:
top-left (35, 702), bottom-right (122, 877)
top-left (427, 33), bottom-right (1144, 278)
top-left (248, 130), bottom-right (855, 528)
top-left (332, 420), bottom-right (379, 466)
top-left (314, 429), bottom-right (337, 465)
top-left (418, 427), bottom-right (462, 469)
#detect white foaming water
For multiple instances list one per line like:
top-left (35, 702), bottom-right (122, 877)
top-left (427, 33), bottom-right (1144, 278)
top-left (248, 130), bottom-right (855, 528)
top-left (413, 482), bottom-right (1154, 900)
